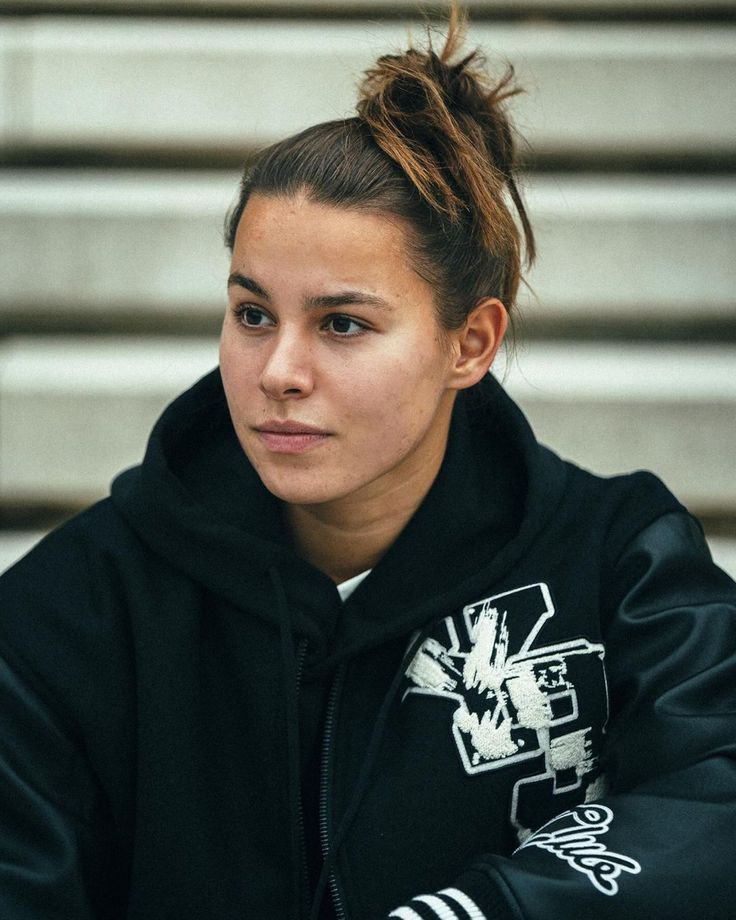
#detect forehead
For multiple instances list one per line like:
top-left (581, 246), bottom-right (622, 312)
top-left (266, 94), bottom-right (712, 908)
top-left (231, 192), bottom-right (416, 281)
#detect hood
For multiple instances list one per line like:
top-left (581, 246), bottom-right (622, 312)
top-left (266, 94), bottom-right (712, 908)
top-left (111, 367), bottom-right (568, 664)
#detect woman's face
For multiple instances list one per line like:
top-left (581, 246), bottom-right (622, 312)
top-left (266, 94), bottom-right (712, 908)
top-left (219, 192), bottom-right (467, 510)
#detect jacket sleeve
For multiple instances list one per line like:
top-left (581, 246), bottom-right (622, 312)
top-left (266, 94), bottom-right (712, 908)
top-left (0, 525), bottom-right (125, 920)
top-left (386, 511), bottom-right (736, 920)
top-left (0, 651), bottom-right (110, 919)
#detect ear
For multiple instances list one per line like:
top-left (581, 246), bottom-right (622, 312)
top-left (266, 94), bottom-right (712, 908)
top-left (447, 297), bottom-right (508, 390)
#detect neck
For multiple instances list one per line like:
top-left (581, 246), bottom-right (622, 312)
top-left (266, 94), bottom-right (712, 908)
top-left (285, 411), bottom-right (453, 584)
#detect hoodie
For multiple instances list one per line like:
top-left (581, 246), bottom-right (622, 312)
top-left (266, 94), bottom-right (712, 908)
top-left (0, 368), bottom-right (735, 920)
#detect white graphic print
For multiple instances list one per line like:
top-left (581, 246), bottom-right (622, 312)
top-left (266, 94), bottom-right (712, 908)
top-left (403, 583), bottom-right (608, 839)
top-left (516, 804), bottom-right (641, 895)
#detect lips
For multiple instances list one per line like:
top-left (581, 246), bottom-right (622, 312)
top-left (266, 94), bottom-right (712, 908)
top-left (253, 420), bottom-right (331, 454)
top-left (256, 420), bottom-right (328, 435)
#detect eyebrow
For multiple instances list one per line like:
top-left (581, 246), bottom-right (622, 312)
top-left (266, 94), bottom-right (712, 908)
top-left (228, 272), bottom-right (269, 298)
top-left (227, 272), bottom-right (392, 311)
top-left (307, 291), bottom-right (392, 310)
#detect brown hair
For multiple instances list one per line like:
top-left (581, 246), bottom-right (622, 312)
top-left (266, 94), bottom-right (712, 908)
top-left (224, 2), bottom-right (534, 333)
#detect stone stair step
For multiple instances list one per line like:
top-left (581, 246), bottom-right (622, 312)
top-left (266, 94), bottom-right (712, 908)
top-left (2, 20), bottom-right (734, 156)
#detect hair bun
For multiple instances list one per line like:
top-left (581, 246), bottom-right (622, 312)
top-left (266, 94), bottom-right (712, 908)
top-left (356, 4), bottom-right (532, 265)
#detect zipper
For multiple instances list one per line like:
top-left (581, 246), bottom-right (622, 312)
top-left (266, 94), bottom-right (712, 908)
top-left (295, 639), bottom-right (310, 920)
top-left (319, 663), bottom-right (348, 920)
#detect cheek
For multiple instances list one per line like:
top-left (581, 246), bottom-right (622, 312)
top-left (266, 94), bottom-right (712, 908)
top-left (343, 347), bottom-right (447, 437)
top-left (377, 333), bottom-right (450, 402)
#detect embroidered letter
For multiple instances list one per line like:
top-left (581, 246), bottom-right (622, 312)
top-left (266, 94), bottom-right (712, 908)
top-left (516, 804), bottom-right (641, 895)
top-left (403, 583), bottom-right (609, 840)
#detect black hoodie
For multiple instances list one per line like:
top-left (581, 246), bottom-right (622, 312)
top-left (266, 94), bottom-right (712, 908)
top-left (1, 369), bottom-right (735, 920)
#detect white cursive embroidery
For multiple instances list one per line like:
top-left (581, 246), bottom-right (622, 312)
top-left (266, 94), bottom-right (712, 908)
top-left (516, 804), bottom-right (641, 895)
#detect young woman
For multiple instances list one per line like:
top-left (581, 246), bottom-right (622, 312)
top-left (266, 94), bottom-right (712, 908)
top-left (1, 7), bottom-right (734, 920)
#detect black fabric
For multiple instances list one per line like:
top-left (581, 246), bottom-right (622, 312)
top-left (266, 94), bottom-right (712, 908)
top-left (1, 368), bottom-right (735, 920)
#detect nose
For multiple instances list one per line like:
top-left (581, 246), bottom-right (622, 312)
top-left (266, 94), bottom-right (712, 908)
top-left (259, 328), bottom-right (314, 400)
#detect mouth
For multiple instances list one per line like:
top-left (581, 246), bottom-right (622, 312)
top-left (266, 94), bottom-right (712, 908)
top-left (253, 420), bottom-right (331, 454)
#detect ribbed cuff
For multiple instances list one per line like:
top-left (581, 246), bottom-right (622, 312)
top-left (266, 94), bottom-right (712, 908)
top-left (387, 867), bottom-right (519, 920)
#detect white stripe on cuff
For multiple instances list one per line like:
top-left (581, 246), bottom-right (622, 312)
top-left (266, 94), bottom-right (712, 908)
top-left (438, 887), bottom-right (487, 920)
top-left (415, 893), bottom-right (461, 920)
top-left (388, 908), bottom-right (424, 920)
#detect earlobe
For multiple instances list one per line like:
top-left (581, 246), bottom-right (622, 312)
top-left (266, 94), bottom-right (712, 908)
top-left (449, 298), bottom-right (508, 390)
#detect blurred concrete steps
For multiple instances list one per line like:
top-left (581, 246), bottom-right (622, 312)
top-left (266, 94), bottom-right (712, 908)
top-left (2, 19), bottom-right (735, 157)
top-left (503, 343), bottom-right (736, 514)
top-left (10, 0), bottom-right (736, 11)
top-left (0, 337), bottom-right (218, 505)
top-left (0, 171), bottom-right (234, 324)
top-left (2, 171), bottom-right (734, 329)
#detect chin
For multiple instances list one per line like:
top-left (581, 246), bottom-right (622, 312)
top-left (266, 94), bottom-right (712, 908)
top-left (255, 467), bottom-right (348, 507)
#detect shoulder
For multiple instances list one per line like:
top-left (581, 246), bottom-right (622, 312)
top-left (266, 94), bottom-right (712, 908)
top-left (549, 450), bottom-right (687, 555)
top-left (1, 497), bottom-right (142, 592)
top-left (0, 499), bottom-right (146, 714)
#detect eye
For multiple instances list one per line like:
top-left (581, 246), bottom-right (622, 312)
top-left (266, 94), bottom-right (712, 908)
top-left (323, 314), bottom-right (368, 337)
top-left (233, 305), bottom-right (275, 328)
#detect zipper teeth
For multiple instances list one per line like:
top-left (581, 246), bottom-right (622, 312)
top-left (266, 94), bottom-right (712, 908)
top-left (295, 641), bottom-right (310, 920)
top-left (320, 664), bottom-right (347, 920)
